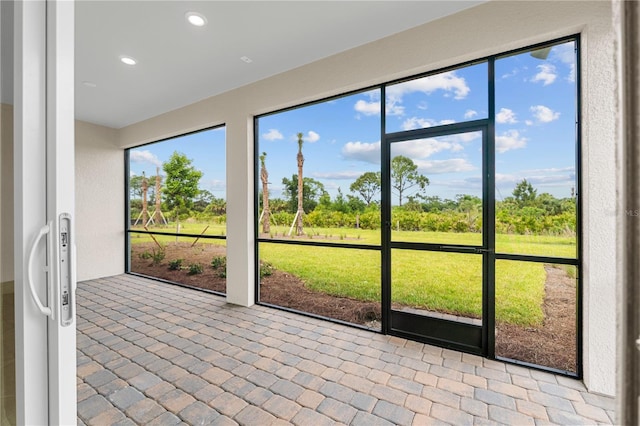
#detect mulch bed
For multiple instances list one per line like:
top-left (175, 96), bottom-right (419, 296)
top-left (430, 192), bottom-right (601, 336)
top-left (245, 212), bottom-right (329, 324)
top-left (130, 242), bottom-right (576, 372)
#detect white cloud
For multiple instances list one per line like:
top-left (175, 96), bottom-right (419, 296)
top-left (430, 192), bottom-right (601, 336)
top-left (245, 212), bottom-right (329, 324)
top-left (387, 71), bottom-right (470, 101)
top-left (392, 138), bottom-right (463, 158)
top-left (496, 108), bottom-right (518, 124)
top-left (402, 117), bottom-right (433, 131)
top-left (306, 130), bottom-right (320, 143)
top-left (525, 120), bottom-right (534, 126)
top-left (130, 150), bottom-right (162, 167)
top-left (531, 64), bottom-right (557, 86)
top-left (464, 109), bottom-right (478, 119)
top-left (341, 140), bottom-right (381, 164)
top-left (263, 129), bottom-right (283, 141)
top-left (401, 117), bottom-right (456, 131)
top-left (440, 131), bottom-right (481, 144)
top-left (203, 179), bottom-right (226, 192)
top-left (354, 99), bottom-right (381, 116)
top-left (501, 68), bottom-right (519, 79)
top-left (551, 42), bottom-right (577, 83)
top-left (495, 171), bottom-right (575, 198)
top-left (495, 130), bottom-right (527, 153)
top-left (522, 166), bottom-right (575, 174)
top-left (567, 63), bottom-right (576, 83)
top-left (385, 99), bottom-right (405, 116)
top-left (530, 105), bottom-right (560, 123)
top-left (312, 171), bottom-right (363, 180)
top-left (413, 158), bottom-right (476, 174)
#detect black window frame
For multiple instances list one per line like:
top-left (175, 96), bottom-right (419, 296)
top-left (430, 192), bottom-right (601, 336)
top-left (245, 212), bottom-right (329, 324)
top-left (124, 124), bottom-right (228, 297)
top-left (253, 34), bottom-right (582, 377)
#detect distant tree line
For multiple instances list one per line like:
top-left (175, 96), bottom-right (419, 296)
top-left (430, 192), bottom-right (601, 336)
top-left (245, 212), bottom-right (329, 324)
top-left (130, 151), bottom-right (575, 236)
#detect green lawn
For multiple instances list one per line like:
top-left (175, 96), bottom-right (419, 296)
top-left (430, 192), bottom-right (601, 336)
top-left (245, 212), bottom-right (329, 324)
top-left (132, 221), bottom-right (575, 327)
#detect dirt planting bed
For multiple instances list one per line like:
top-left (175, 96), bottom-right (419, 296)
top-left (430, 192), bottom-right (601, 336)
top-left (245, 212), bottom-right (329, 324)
top-left (130, 242), bottom-right (576, 372)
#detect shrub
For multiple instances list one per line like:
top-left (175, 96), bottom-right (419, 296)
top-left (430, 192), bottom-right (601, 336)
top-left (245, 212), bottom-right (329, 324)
top-left (151, 248), bottom-right (165, 265)
top-left (139, 250), bottom-right (153, 260)
top-left (260, 261), bottom-right (275, 277)
top-left (211, 255), bottom-right (227, 278)
top-left (187, 263), bottom-right (203, 275)
top-left (211, 256), bottom-right (226, 269)
top-left (168, 259), bottom-right (183, 270)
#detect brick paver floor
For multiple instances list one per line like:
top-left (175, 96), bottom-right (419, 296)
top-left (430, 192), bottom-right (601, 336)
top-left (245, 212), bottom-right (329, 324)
top-left (77, 275), bottom-right (616, 425)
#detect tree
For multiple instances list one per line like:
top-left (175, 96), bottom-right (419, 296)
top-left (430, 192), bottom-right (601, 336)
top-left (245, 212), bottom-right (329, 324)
top-left (332, 188), bottom-right (349, 213)
top-left (162, 151), bottom-right (203, 233)
top-left (192, 189), bottom-right (214, 212)
top-left (456, 194), bottom-right (482, 230)
top-left (350, 171), bottom-right (381, 205)
top-left (260, 152), bottom-right (271, 234)
top-left (391, 155), bottom-right (429, 206)
top-left (281, 175), bottom-right (326, 213)
top-left (129, 175), bottom-right (145, 200)
top-left (295, 133), bottom-right (305, 235)
top-left (512, 179), bottom-right (537, 207)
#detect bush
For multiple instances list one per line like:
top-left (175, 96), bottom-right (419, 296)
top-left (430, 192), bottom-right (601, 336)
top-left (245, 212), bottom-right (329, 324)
top-left (139, 250), bottom-right (153, 260)
top-left (260, 261), bottom-right (275, 277)
top-left (187, 263), bottom-right (203, 275)
top-left (211, 256), bottom-right (226, 269)
top-left (168, 259), bottom-right (183, 270)
top-left (151, 248), bottom-right (165, 265)
top-left (211, 256), bottom-right (227, 278)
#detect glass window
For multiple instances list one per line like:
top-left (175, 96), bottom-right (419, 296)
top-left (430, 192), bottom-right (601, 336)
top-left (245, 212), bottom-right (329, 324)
top-left (127, 126), bottom-right (227, 294)
top-left (390, 131), bottom-right (484, 246)
top-left (259, 242), bottom-right (381, 330)
top-left (257, 90), bottom-right (381, 245)
top-left (495, 260), bottom-right (577, 373)
top-left (256, 90), bottom-right (382, 327)
top-left (385, 62), bottom-right (488, 133)
top-left (495, 40), bottom-right (578, 258)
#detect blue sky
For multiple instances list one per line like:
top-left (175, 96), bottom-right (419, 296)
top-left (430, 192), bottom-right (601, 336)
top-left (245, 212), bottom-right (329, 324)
top-left (129, 127), bottom-right (226, 199)
top-left (129, 40), bottom-right (577, 204)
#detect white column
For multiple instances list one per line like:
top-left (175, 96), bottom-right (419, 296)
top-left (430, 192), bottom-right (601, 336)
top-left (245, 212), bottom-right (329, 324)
top-left (225, 114), bottom-right (255, 306)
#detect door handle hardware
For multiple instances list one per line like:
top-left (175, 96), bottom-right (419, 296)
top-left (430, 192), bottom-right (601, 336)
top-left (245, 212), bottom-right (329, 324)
top-left (474, 248), bottom-right (494, 254)
top-left (440, 246), bottom-right (477, 252)
top-left (27, 222), bottom-right (53, 318)
top-left (58, 213), bottom-right (74, 327)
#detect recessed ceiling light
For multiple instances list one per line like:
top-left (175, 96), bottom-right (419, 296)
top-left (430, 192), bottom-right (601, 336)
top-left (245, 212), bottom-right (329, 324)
top-left (186, 12), bottom-right (207, 27)
top-left (120, 56), bottom-right (138, 65)
top-left (120, 56), bottom-right (137, 66)
top-left (240, 56), bottom-right (253, 63)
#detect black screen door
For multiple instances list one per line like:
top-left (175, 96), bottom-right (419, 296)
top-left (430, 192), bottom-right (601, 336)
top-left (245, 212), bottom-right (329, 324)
top-left (383, 124), bottom-right (493, 355)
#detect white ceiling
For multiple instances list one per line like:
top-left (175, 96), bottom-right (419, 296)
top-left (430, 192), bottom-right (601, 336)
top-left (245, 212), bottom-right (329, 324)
top-left (4, 1), bottom-right (484, 129)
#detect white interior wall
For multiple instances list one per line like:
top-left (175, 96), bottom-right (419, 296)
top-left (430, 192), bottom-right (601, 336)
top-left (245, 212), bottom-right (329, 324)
top-left (95, 0), bottom-right (616, 395)
top-left (75, 121), bottom-right (122, 282)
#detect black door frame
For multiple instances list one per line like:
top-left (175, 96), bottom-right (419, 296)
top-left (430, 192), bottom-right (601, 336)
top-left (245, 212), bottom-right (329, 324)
top-left (381, 120), bottom-right (494, 356)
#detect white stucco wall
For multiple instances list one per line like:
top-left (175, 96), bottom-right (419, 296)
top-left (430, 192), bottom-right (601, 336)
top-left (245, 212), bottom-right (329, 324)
top-left (109, 1), bottom-right (616, 395)
top-left (75, 120), bottom-right (123, 281)
top-left (579, 7), bottom-right (618, 397)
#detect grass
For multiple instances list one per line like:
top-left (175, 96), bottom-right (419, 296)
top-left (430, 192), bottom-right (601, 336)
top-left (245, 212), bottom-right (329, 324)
top-left (132, 221), bottom-right (575, 327)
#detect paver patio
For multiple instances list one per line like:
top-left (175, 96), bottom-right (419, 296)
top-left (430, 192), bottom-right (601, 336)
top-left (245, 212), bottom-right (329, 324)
top-left (76, 275), bottom-right (616, 425)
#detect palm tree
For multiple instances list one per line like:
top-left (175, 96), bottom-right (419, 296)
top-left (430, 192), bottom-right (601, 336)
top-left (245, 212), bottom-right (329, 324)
top-left (296, 132), bottom-right (305, 236)
top-left (141, 172), bottom-right (148, 225)
top-left (260, 152), bottom-right (271, 234)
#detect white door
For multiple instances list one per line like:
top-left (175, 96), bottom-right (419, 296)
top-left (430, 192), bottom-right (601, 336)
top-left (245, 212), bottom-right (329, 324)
top-left (13, 1), bottom-right (76, 424)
